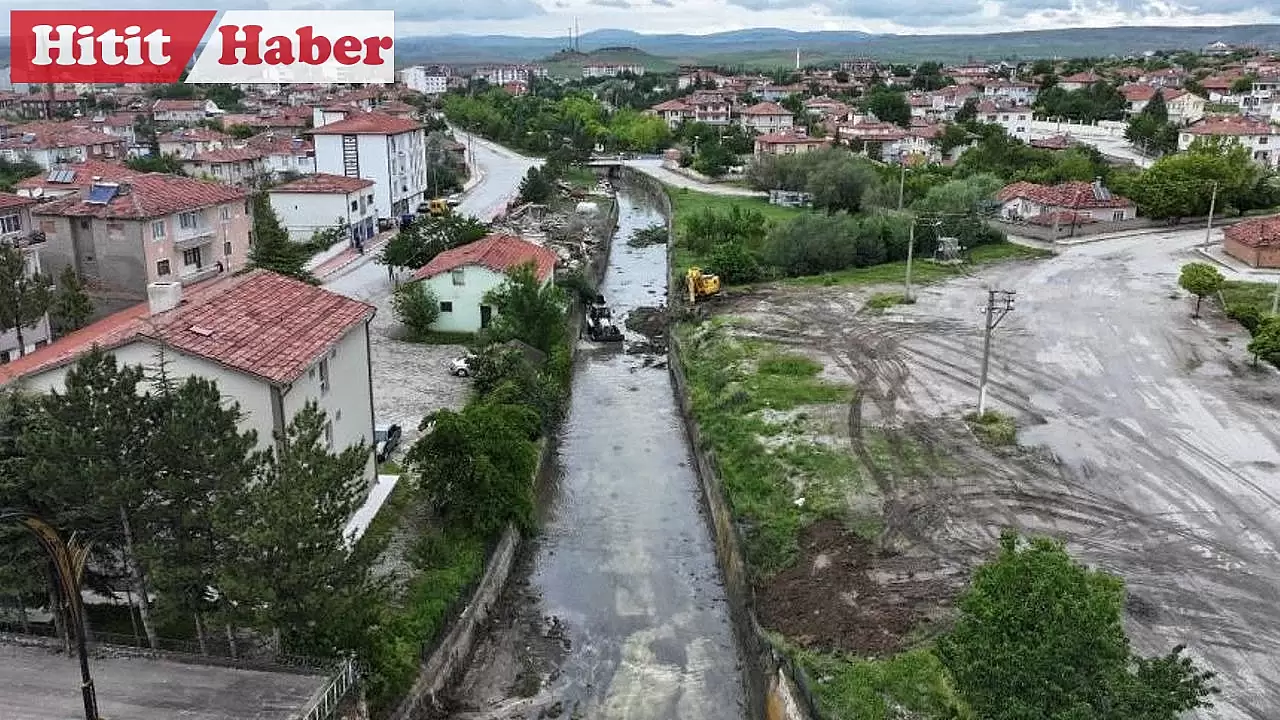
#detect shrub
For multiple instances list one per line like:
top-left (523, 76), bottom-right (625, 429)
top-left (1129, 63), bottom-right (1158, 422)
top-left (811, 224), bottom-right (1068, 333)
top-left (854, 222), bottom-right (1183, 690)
top-left (707, 242), bottom-right (765, 284)
top-left (392, 282), bottom-right (440, 340)
top-left (1226, 303), bottom-right (1263, 335)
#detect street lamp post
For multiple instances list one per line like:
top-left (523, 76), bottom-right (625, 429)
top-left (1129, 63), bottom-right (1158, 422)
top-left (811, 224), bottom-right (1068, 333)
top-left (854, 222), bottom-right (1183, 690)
top-left (1, 511), bottom-right (100, 720)
top-left (1204, 180), bottom-right (1219, 248)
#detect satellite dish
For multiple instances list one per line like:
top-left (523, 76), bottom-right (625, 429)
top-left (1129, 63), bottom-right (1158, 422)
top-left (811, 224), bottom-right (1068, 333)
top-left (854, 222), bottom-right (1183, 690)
top-left (31, 187), bottom-right (43, 197)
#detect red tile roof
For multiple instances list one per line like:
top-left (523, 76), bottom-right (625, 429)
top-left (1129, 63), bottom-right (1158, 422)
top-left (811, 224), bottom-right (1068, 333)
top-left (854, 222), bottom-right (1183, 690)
top-left (1061, 71), bottom-right (1103, 84)
top-left (1185, 116), bottom-right (1277, 137)
top-left (307, 112), bottom-right (422, 135)
top-left (14, 160), bottom-right (138, 192)
top-left (152, 99), bottom-right (207, 112)
top-left (0, 270), bottom-right (374, 386)
top-left (270, 173), bottom-right (374, 194)
top-left (0, 192), bottom-right (38, 210)
top-left (158, 127), bottom-right (228, 143)
top-left (411, 234), bottom-right (557, 283)
top-left (998, 180), bottom-right (1133, 209)
top-left (650, 99), bottom-right (690, 112)
top-left (756, 131), bottom-right (829, 145)
top-left (32, 173), bottom-right (248, 219)
top-left (186, 147), bottom-right (266, 163)
top-left (0, 126), bottom-right (124, 152)
top-left (1224, 216), bottom-right (1280, 249)
top-left (741, 101), bottom-right (791, 116)
top-left (244, 132), bottom-right (314, 155)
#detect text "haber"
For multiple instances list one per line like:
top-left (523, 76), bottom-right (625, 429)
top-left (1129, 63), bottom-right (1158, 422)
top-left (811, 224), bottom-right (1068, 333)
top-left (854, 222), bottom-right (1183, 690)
top-left (217, 25), bottom-right (393, 66)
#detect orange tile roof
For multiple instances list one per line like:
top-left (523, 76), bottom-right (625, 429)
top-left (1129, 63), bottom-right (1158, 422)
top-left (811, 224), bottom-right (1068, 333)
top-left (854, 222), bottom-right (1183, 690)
top-left (1224, 216), bottom-right (1280, 249)
top-left (187, 147), bottom-right (266, 163)
top-left (158, 127), bottom-right (229, 143)
top-left (1186, 116), bottom-right (1277, 137)
top-left (152, 99), bottom-right (207, 111)
top-left (998, 181), bottom-right (1133, 209)
top-left (411, 234), bottom-right (557, 283)
top-left (741, 101), bottom-right (791, 116)
top-left (306, 112), bottom-right (422, 135)
top-left (0, 270), bottom-right (375, 386)
top-left (270, 173), bottom-right (374, 194)
top-left (14, 160), bottom-right (138, 192)
top-left (0, 127), bottom-right (124, 151)
top-left (32, 173), bottom-right (248, 219)
top-left (0, 192), bottom-right (38, 210)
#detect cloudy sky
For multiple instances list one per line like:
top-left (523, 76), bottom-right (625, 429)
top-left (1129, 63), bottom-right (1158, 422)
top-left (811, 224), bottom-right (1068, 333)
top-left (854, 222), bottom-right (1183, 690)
top-left (4, 0), bottom-right (1276, 36)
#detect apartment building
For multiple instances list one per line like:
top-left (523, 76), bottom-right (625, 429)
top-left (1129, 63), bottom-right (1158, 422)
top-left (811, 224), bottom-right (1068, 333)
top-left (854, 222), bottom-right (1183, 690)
top-left (309, 111), bottom-right (427, 219)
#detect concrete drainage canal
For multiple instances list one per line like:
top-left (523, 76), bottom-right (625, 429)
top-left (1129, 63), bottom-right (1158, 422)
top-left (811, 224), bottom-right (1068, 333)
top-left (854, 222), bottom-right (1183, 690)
top-left (439, 189), bottom-right (747, 720)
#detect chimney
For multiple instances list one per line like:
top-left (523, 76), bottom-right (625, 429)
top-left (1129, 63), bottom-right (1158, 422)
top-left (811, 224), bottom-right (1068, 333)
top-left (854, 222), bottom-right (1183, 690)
top-left (147, 282), bottom-right (182, 315)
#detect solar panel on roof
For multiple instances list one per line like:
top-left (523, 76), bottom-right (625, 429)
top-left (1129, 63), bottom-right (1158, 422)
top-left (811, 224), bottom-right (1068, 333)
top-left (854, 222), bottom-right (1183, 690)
top-left (85, 183), bottom-right (118, 205)
top-left (46, 169), bottom-right (74, 183)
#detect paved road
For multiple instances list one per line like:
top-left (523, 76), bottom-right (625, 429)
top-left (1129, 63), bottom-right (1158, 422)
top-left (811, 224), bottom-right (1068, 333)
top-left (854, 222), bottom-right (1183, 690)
top-left (1028, 123), bottom-right (1154, 168)
top-left (623, 158), bottom-right (766, 197)
top-left (447, 190), bottom-right (745, 720)
top-left (322, 135), bottom-right (537, 447)
top-left (0, 643), bottom-right (327, 720)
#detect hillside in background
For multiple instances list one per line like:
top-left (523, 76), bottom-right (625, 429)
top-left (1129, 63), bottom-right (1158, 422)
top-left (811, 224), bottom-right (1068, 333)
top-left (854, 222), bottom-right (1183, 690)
top-left (396, 24), bottom-right (1280, 67)
top-left (540, 47), bottom-right (678, 78)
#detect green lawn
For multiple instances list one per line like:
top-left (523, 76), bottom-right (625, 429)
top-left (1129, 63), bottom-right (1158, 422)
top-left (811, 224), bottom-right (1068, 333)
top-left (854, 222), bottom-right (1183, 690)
top-left (795, 647), bottom-right (973, 720)
top-left (666, 185), bottom-right (804, 225)
top-left (782, 242), bottom-right (1054, 288)
top-left (1221, 280), bottom-right (1279, 317)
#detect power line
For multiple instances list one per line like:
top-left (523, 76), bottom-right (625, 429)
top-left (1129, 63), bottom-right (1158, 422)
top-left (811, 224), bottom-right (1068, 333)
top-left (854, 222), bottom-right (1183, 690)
top-left (978, 288), bottom-right (1016, 416)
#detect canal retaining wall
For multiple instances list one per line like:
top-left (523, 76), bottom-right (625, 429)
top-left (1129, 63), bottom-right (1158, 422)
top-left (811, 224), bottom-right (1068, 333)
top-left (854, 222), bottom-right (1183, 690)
top-left (618, 165), bottom-right (818, 720)
top-left (386, 180), bottom-right (621, 720)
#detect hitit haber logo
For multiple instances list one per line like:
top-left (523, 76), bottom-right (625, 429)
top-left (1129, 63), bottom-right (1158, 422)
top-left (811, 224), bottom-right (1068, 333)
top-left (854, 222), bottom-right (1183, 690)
top-left (9, 10), bottom-right (395, 84)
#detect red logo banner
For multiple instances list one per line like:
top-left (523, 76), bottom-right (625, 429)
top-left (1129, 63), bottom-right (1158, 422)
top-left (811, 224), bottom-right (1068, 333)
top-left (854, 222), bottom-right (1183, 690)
top-left (9, 10), bottom-right (217, 83)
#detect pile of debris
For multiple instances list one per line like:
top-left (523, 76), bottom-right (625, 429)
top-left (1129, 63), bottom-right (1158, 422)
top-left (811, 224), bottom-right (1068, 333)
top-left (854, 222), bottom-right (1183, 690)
top-left (625, 306), bottom-right (668, 355)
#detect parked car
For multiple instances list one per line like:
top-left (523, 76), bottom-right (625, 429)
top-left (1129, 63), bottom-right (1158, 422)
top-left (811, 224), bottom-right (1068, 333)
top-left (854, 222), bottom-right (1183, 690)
top-left (374, 423), bottom-right (402, 463)
top-left (449, 355), bottom-right (474, 377)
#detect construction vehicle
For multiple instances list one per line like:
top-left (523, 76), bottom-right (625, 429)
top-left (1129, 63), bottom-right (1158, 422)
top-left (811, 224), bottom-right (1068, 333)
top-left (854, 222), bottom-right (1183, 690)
top-left (685, 267), bottom-right (721, 304)
top-left (419, 198), bottom-right (451, 217)
top-left (584, 295), bottom-right (624, 342)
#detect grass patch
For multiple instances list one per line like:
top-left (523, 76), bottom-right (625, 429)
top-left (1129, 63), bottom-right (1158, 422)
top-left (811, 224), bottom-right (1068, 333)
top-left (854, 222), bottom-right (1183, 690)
top-left (964, 410), bottom-right (1017, 446)
top-left (378, 460), bottom-right (403, 475)
top-left (786, 242), bottom-right (1052, 289)
top-left (796, 647), bottom-right (974, 720)
top-left (678, 320), bottom-right (859, 575)
top-left (1221, 280), bottom-right (1277, 318)
top-left (866, 292), bottom-right (911, 311)
top-left (418, 331), bottom-right (476, 346)
top-left (666, 185), bottom-right (802, 225)
top-left (561, 165), bottom-right (599, 190)
top-left (353, 478), bottom-right (413, 560)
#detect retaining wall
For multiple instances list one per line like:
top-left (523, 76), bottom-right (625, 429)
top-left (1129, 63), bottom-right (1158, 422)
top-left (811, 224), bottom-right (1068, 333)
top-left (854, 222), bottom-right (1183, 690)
top-left (619, 165), bottom-right (818, 720)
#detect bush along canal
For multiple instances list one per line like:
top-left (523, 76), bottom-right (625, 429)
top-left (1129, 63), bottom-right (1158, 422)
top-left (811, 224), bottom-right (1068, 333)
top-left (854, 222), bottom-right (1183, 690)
top-left (441, 188), bottom-right (747, 720)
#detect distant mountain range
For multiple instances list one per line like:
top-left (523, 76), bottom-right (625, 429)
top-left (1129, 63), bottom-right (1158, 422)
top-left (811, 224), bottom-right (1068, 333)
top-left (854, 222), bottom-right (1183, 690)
top-left (396, 24), bottom-right (1280, 67)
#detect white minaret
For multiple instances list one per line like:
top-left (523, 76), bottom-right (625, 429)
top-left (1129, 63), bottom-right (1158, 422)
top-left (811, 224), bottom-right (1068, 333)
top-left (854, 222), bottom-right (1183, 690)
top-left (795, 48), bottom-right (800, 70)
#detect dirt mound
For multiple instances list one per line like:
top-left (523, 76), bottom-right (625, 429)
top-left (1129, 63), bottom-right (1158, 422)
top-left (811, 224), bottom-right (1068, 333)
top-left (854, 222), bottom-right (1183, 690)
top-left (625, 306), bottom-right (668, 352)
top-left (756, 520), bottom-right (958, 655)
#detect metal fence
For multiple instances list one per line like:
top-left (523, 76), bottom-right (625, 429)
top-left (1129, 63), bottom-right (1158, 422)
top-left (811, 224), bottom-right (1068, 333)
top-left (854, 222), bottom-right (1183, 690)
top-left (299, 656), bottom-right (359, 720)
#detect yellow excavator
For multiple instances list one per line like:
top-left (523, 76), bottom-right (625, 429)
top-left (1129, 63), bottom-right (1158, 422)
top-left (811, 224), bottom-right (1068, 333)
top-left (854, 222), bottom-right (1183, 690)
top-left (426, 198), bottom-right (452, 217)
top-left (686, 267), bottom-right (721, 304)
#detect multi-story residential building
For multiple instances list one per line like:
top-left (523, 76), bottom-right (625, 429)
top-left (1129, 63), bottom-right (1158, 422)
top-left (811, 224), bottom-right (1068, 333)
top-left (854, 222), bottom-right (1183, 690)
top-left (839, 57), bottom-right (878, 77)
top-left (182, 147), bottom-right (270, 186)
top-left (689, 92), bottom-right (733, 125)
top-left (31, 173), bottom-right (252, 298)
top-left (677, 69), bottom-right (728, 90)
top-left (157, 127), bottom-right (229, 159)
top-left (582, 63), bottom-right (645, 78)
top-left (0, 124), bottom-right (126, 169)
top-left (981, 80), bottom-right (1037, 106)
top-left (0, 270), bottom-right (379, 480)
top-left (471, 64), bottom-right (547, 86)
top-left (649, 99), bottom-right (693, 128)
top-left (0, 193), bottom-right (52, 363)
top-left (1120, 85), bottom-right (1206, 126)
top-left (1058, 71), bottom-right (1103, 91)
top-left (151, 98), bottom-right (220, 124)
top-left (14, 90), bottom-right (86, 120)
top-left (400, 65), bottom-right (451, 95)
top-left (90, 112), bottom-right (140, 145)
top-left (976, 100), bottom-right (1031, 142)
top-left (309, 111), bottom-right (427, 219)
top-left (13, 160), bottom-right (138, 199)
top-left (754, 129), bottom-right (831, 156)
top-left (243, 132), bottom-right (317, 177)
top-left (1178, 116), bottom-right (1280, 168)
top-left (268, 173), bottom-right (377, 245)
top-left (738, 101), bottom-right (794, 133)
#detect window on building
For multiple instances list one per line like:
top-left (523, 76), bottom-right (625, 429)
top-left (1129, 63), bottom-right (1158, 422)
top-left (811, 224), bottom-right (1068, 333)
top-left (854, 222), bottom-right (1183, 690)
top-left (451, 269), bottom-right (465, 286)
top-left (1112, 210), bottom-right (1125, 221)
top-left (0, 349), bottom-right (9, 365)
top-left (0, 214), bottom-right (20, 234)
top-left (224, 240), bottom-right (232, 256)
top-left (179, 211), bottom-right (199, 229)
top-left (351, 200), bottom-right (358, 211)
top-left (156, 259), bottom-right (171, 276)
top-left (440, 301), bottom-right (453, 312)
top-left (151, 220), bottom-right (166, 239)
top-left (318, 358), bottom-right (330, 394)
top-left (182, 247), bottom-right (202, 268)
top-left (220, 206), bottom-right (230, 220)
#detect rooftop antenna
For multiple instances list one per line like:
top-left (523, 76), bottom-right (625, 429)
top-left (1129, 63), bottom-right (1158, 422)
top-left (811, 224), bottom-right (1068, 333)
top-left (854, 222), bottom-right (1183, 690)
top-left (574, 17), bottom-right (579, 52)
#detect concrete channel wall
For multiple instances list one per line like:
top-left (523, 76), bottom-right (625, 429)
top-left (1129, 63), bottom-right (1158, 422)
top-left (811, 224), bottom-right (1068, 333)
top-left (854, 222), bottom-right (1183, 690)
top-left (617, 166), bottom-right (817, 720)
top-left (386, 187), bottom-right (621, 720)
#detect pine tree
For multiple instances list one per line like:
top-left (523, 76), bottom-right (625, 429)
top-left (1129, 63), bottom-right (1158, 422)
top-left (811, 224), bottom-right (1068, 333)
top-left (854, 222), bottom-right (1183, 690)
top-left (247, 193), bottom-right (316, 284)
top-left (217, 402), bottom-right (374, 653)
top-left (139, 351), bottom-right (257, 653)
top-left (0, 243), bottom-right (53, 357)
top-left (50, 265), bottom-right (93, 333)
top-left (0, 390), bottom-right (48, 637)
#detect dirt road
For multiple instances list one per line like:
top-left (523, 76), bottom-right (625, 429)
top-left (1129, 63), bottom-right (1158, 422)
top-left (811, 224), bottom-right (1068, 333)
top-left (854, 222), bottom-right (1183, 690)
top-left (718, 228), bottom-right (1280, 720)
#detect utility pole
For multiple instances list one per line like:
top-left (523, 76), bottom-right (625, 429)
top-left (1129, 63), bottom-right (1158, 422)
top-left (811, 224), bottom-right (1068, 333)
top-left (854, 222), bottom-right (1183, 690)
top-left (1272, 277), bottom-right (1279, 316)
top-left (977, 289), bottom-right (1016, 416)
top-left (905, 221), bottom-right (915, 301)
top-left (897, 161), bottom-right (906, 211)
top-left (1204, 180), bottom-right (1218, 248)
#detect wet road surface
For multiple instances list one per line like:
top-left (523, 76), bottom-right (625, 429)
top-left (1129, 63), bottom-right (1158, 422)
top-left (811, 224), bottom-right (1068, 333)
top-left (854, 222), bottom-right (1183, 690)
top-left (446, 191), bottom-right (746, 720)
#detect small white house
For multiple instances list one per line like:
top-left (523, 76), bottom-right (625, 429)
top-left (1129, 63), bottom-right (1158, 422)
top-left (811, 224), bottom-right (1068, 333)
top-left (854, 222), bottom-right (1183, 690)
top-left (409, 234), bottom-right (558, 333)
top-left (268, 173), bottom-right (378, 245)
top-left (0, 270), bottom-right (379, 480)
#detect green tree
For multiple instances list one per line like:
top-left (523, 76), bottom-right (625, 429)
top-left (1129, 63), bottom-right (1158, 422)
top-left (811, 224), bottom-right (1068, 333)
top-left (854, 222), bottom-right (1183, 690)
top-left (392, 281), bottom-right (441, 339)
top-left (1247, 317), bottom-right (1280, 366)
top-left (126, 153), bottom-right (186, 175)
top-left (912, 173), bottom-right (1003, 215)
top-left (247, 193), bottom-right (316, 283)
top-left (864, 87), bottom-right (911, 127)
top-left (806, 151), bottom-right (880, 214)
top-left (954, 97), bottom-right (979, 124)
top-left (911, 61), bottom-right (949, 91)
top-left (483, 261), bottom-right (568, 354)
top-left (217, 403), bottom-right (373, 652)
top-left (0, 390), bottom-right (49, 636)
top-left (406, 401), bottom-right (540, 536)
top-left (0, 243), bottom-right (53, 357)
top-left (692, 143), bottom-right (735, 178)
top-left (139, 360), bottom-right (256, 649)
top-left (938, 531), bottom-right (1217, 720)
top-left (379, 213), bottom-right (488, 273)
top-left (517, 166), bottom-right (553, 204)
top-left (50, 265), bottom-right (93, 333)
top-left (0, 157), bottom-right (43, 192)
top-left (1178, 262), bottom-right (1225, 317)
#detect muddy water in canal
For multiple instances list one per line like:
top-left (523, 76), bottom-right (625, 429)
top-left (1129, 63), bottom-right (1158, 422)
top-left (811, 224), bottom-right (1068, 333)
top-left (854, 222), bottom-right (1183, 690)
top-left (444, 190), bottom-right (746, 720)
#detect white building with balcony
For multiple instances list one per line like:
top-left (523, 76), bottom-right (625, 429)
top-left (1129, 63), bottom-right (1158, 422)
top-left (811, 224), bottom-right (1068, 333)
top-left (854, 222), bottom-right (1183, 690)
top-left (400, 65), bottom-right (449, 95)
top-left (309, 111), bottom-right (427, 219)
top-left (0, 192), bottom-right (53, 363)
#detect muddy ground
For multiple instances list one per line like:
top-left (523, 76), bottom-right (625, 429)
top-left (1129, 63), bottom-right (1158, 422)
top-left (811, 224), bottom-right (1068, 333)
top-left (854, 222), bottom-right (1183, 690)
top-left (710, 229), bottom-right (1280, 720)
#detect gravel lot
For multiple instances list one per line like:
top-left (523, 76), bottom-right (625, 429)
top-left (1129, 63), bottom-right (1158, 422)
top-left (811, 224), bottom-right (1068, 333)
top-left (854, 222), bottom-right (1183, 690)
top-left (714, 229), bottom-right (1280, 720)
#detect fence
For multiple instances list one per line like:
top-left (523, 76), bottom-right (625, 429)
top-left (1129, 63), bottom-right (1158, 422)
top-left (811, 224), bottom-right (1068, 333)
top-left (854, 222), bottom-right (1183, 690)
top-left (299, 656), bottom-right (360, 720)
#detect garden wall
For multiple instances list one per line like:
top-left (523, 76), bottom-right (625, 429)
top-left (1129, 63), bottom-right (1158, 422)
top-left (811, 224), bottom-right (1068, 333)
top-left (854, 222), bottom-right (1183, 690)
top-left (618, 165), bottom-right (818, 720)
